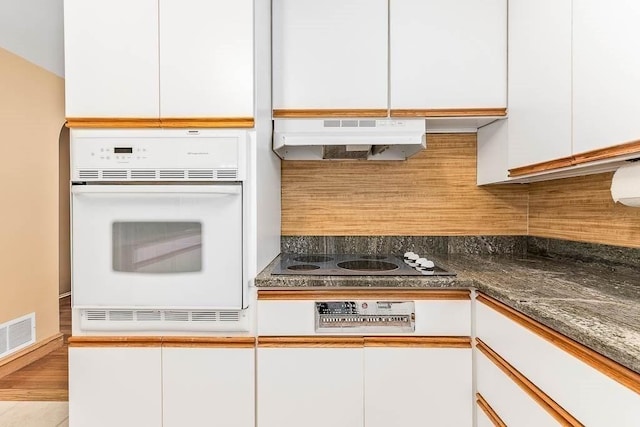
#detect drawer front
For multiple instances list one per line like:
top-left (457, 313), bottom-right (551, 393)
top-left (257, 299), bottom-right (470, 336)
top-left (476, 350), bottom-right (559, 426)
top-left (477, 298), bottom-right (640, 426)
top-left (476, 408), bottom-right (496, 427)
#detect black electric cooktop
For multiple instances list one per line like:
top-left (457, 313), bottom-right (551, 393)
top-left (272, 254), bottom-right (456, 276)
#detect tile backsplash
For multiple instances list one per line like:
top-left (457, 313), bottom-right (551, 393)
top-left (281, 236), bottom-right (527, 256)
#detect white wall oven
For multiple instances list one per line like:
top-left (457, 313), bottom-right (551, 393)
top-left (70, 129), bottom-right (249, 332)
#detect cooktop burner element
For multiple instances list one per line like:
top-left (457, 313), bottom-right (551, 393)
top-left (287, 264), bottom-right (321, 271)
top-left (272, 254), bottom-right (455, 276)
top-left (336, 260), bottom-right (399, 271)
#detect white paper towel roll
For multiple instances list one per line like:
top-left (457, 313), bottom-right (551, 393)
top-left (611, 163), bottom-right (640, 207)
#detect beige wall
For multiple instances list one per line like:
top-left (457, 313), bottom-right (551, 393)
top-left (0, 47), bottom-right (63, 345)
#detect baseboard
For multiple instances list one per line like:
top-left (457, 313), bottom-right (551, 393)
top-left (0, 333), bottom-right (64, 379)
top-left (59, 291), bottom-right (71, 299)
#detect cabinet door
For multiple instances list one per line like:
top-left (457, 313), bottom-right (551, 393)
top-left (477, 119), bottom-right (510, 185)
top-left (507, 0), bottom-right (572, 169)
top-left (476, 403), bottom-right (499, 427)
top-left (68, 347), bottom-right (162, 427)
top-left (159, 0), bottom-right (254, 119)
top-left (476, 351), bottom-right (558, 427)
top-left (390, 0), bottom-right (506, 111)
top-left (163, 347), bottom-right (254, 427)
top-left (573, 0), bottom-right (640, 154)
top-left (477, 300), bottom-right (640, 426)
top-left (257, 347), bottom-right (364, 427)
top-left (64, 0), bottom-right (159, 118)
top-left (272, 0), bottom-right (388, 111)
top-left (364, 347), bottom-right (472, 427)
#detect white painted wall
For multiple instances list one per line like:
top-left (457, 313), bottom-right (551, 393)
top-left (0, 0), bottom-right (64, 77)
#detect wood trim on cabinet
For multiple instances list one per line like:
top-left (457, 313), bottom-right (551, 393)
top-left (272, 109), bottom-right (389, 118)
top-left (257, 336), bottom-right (364, 348)
top-left (162, 337), bottom-right (255, 348)
top-left (68, 336), bottom-right (163, 348)
top-left (65, 118), bottom-right (160, 128)
top-left (364, 336), bottom-right (471, 348)
top-left (508, 156), bottom-right (575, 177)
top-left (476, 338), bottom-right (584, 427)
top-left (508, 139), bottom-right (640, 178)
top-left (160, 117), bottom-right (255, 128)
top-left (390, 108), bottom-right (507, 118)
top-left (477, 293), bottom-right (640, 394)
top-left (68, 336), bottom-right (256, 348)
top-left (572, 138), bottom-right (640, 165)
top-left (476, 392), bottom-right (507, 427)
top-left (0, 333), bottom-right (64, 379)
top-left (257, 289), bottom-right (471, 301)
top-left (65, 117), bottom-right (255, 129)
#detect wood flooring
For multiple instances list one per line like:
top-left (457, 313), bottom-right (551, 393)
top-left (0, 297), bottom-right (70, 401)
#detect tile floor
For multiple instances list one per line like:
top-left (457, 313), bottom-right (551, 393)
top-left (0, 401), bottom-right (68, 426)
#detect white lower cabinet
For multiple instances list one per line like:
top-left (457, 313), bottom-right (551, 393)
top-left (256, 344), bottom-right (472, 427)
top-left (476, 408), bottom-right (496, 427)
top-left (476, 351), bottom-right (558, 426)
top-left (69, 347), bottom-right (163, 427)
top-left (364, 347), bottom-right (472, 427)
top-left (257, 347), bottom-right (364, 427)
top-left (162, 347), bottom-right (254, 427)
top-left (476, 295), bottom-right (640, 426)
top-left (256, 291), bottom-right (473, 426)
top-left (70, 344), bottom-right (254, 427)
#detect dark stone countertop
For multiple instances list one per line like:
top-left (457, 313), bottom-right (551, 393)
top-left (255, 253), bottom-right (640, 374)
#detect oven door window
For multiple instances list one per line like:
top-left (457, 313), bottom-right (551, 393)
top-left (112, 222), bottom-right (202, 274)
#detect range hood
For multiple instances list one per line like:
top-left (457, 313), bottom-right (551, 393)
top-left (273, 118), bottom-right (426, 160)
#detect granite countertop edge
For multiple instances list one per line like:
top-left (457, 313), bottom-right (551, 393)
top-left (255, 254), bottom-right (640, 375)
top-left (473, 284), bottom-right (639, 376)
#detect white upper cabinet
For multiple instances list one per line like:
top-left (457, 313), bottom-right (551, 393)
top-left (389, 0), bottom-right (507, 112)
top-left (64, 0), bottom-right (254, 121)
top-left (273, 0), bottom-right (507, 115)
top-left (480, 0), bottom-right (640, 183)
top-left (64, 0), bottom-right (160, 118)
top-left (507, 0), bottom-right (572, 169)
top-left (159, 0), bottom-right (254, 119)
top-left (573, 0), bottom-right (640, 154)
top-left (272, 0), bottom-right (389, 112)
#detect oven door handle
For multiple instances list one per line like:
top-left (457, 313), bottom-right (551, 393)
top-left (71, 185), bottom-right (240, 195)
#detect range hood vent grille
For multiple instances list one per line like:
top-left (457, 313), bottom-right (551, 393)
top-left (323, 119), bottom-right (378, 128)
top-left (274, 118), bottom-right (426, 161)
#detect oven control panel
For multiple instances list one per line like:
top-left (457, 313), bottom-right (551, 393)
top-left (315, 300), bottom-right (415, 333)
top-left (70, 129), bottom-right (247, 182)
